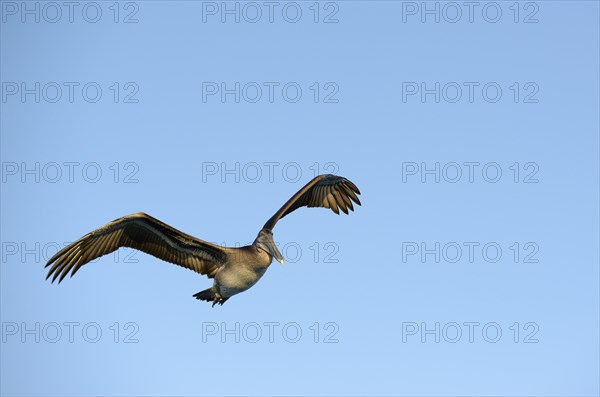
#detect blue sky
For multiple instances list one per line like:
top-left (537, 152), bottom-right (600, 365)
top-left (1, 1), bottom-right (599, 396)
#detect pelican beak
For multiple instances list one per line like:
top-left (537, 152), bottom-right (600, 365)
top-left (272, 248), bottom-right (285, 265)
top-left (265, 239), bottom-right (285, 265)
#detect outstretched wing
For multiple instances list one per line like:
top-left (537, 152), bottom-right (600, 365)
top-left (45, 212), bottom-right (228, 283)
top-left (262, 174), bottom-right (361, 231)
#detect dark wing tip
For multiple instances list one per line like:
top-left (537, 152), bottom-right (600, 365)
top-left (345, 180), bottom-right (361, 195)
top-left (51, 268), bottom-right (62, 283)
top-left (340, 182), bottom-right (361, 206)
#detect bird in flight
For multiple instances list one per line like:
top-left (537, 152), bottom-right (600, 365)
top-left (45, 174), bottom-right (361, 306)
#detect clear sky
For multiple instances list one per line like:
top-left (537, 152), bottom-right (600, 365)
top-left (1, 1), bottom-right (599, 396)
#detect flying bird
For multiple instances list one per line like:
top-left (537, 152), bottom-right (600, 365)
top-left (45, 174), bottom-right (361, 306)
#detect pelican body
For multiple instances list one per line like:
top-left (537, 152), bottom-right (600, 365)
top-left (197, 230), bottom-right (276, 304)
top-left (45, 174), bottom-right (361, 306)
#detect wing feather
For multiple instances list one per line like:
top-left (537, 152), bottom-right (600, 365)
top-left (46, 212), bottom-right (228, 283)
top-left (262, 174), bottom-right (361, 230)
top-left (332, 189), bottom-right (349, 214)
top-left (327, 193), bottom-right (339, 214)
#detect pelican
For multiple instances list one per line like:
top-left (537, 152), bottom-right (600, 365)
top-left (45, 174), bottom-right (361, 306)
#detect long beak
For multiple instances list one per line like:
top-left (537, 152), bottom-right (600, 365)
top-left (273, 250), bottom-right (285, 265)
top-left (265, 239), bottom-right (285, 265)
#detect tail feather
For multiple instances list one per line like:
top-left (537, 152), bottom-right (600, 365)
top-left (193, 288), bottom-right (214, 302)
top-left (193, 288), bottom-right (230, 306)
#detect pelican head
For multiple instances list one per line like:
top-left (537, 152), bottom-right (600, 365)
top-left (254, 229), bottom-right (284, 264)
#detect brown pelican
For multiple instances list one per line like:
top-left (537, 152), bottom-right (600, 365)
top-left (45, 174), bottom-right (361, 306)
